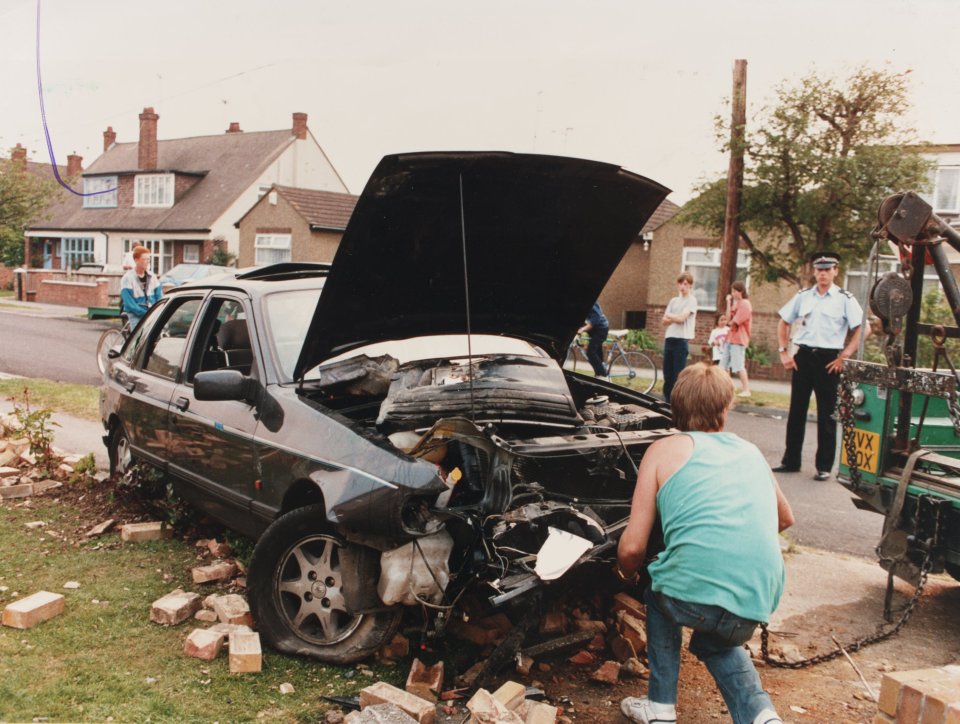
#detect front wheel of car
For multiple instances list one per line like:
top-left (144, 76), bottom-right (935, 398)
top-left (248, 504), bottom-right (401, 664)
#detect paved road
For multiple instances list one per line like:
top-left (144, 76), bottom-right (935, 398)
top-left (0, 304), bottom-right (883, 559)
top-left (0, 308), bottom-right (114, 385)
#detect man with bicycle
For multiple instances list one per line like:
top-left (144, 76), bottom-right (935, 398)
top-left (578, 302), bottom-right (610, 379)
top-left (120, 245), bottom-right (163, 329)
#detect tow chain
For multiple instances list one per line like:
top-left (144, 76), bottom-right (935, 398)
top-left (838, 376), bottom-right (863, 491)
top-left (760, 546), bottom-right (933, 669)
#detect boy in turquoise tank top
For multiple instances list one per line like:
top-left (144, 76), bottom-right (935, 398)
top-left (616, 362), bottom-right (794, 724)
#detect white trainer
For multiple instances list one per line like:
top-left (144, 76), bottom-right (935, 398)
top-left (752, 709), bottom-right (782, 724)
top-left (620, 697), bottom-right (677, 723)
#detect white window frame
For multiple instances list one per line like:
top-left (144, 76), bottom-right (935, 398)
top-left (681, 247), bottom-right (750, 312)
top-left (62, 237), bottom-right (95, 269)
top-left (82, 176), bottom-right (118, 208)
top-left (134, 173), bottom-right (174, 208)
top-left (123, 239), bottom-right (173, 275)
top-left (255, 233), bottom-right (292, 265)
top-left (925, 167), bottom-right (960, 214)
top-left (182, 245), bottom-right (200, 263)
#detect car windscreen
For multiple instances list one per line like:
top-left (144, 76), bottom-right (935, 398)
top-left (264, 287), bottom-right (324, 381)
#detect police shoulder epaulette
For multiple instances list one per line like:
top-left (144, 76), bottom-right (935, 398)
top-left (838, 288), bottom-right (854, 298)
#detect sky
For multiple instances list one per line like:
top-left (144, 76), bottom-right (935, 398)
top-left (3, 0), bottom-right (959, 204)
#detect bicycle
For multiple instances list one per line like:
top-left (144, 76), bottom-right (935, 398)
top-left (96, 313), bottom-right (131, 375)
top-left (564, 329), bottom-right (658, 393)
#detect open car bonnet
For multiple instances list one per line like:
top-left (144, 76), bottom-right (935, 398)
top-left (294, 152), bottom-right (669, 379)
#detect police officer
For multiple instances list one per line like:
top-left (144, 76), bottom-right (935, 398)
top-left (773, 252), bottom-right (865, 481)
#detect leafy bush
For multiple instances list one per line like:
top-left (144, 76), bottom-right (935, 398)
top-left (625, 328), bottom-right (658, 351)
top-left (746, 341), bottom-right (771, 366)
top-left (114, 463), bottom-right (197, 529)
top-left (7, 387), bottom-right (59, 476)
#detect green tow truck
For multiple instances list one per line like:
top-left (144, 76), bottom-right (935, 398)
top-left (838, 191), bottom-right (960, 614)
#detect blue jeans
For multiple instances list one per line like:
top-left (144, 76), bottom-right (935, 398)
top-left (662, 337), bottom-right (688, 403)
top-left (644, 587), bottom-right (774, 724)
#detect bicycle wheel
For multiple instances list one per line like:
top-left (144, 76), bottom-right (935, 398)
top-left (608, 351), bottom-right (657, 393)
top-left (97, 328), bottom-right (125, 375)
top-left (563, 343), bottom-right (587, 373)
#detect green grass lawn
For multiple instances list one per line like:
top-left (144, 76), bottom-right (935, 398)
top-left (0, 495), bottom-right (404, 722)
top-left (0, 289), bottom-right (13, 298)
top-left (0, 379), bottom-right (100, 421)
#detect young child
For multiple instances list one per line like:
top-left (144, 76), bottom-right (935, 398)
top-left (708, 314), bottom-right (729, 366)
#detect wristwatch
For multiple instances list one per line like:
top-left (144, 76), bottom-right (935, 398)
top-left (778, 345), bottom-right (788, 353)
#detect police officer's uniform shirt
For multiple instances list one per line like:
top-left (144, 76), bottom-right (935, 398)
top-left (778, 283), bottom-right (863, 349)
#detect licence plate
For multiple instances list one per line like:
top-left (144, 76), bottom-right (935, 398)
top-left (840, 429), bottom-right (880, 474)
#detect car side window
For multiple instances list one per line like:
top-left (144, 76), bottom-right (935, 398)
top-left (120, 299), bottom-right (167, 366)
top-left (187, 297), bottom-right (255, 381)
top-left (142, 299), bottom-right (203, 381)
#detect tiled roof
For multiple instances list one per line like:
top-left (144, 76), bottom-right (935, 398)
top-left (274, 185), bottom-right (358, 230)
top-left (28, 130), bottom-right (295, 232)
top-left (641, 198), bottom-right (681, 233)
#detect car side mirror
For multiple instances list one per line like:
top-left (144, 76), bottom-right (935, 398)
top-left (194, 370), bottom-right (254, 402)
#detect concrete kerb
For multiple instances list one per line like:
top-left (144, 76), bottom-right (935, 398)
top-left (0, 297), bottom-right (89, 319)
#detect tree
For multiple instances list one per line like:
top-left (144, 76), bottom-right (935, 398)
top-left (0, 159), bottom-right (60, 267)
top-left (679, 66), bottom-right (934, 286)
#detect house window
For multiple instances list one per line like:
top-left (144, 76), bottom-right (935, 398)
top-left (182, 245), bottom-right (200, 263)
top-left (846, 259), bottom-right (941, 303)
top-left (682, 247), bottom-right (750, 311)
top-left (257, 184), bottom-right (272, 200)
top-left (134, 174), bottom-right (174, 208)
top-left (82, 176), bottom-right (118, 208)
top-left (255, 234), bottom-right (292, 265)
top-left (62, 237), bottom-right (95, 269)
top-left (124, 239), bottom-right (173, 275)
top-left (923, 167), bottom-right (960, 214)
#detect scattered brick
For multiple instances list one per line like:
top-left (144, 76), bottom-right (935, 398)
top-left (32, 479), bottom-right (62, 494)
top-left (538, 611), bottom-right (567, 636)
top-left (150, 589), bottom-right (202, 625)
top-left (63, 581), bottom-right (80, 590)
top-left (492, 680), bottom-right (526, 710)
top-left (617, 612), bottom-right (647, 656)
top-left (607, 632), bottom-right (637, 662)
top-left (209, 622), bottom-right (253, 635)
top-left (622, 657), bottom-right (648, 678)
top-left (2, 590), bottom-right (65, 629)
top-left (0, 464), bottom-right (18, 477)
top-left (192, 561), bottom-right (239, 584)
top-left (207, 539), bottom-right (234, 558)
top-left (24, 521), bottom-right (46, 529)
top-left (0, 483), bottom-right (33, 499)
top-left (184, 627), bottom-right (226, 660)
top-left (568, 650), bottom-right (598, 666)
top-left (280, 682), bottom-right (295, 695)
top-left (379, 632), bottom-right (410, 661)
top-left (405, 658), bottom-right (444, 702)
top-left (228, 630), bottom-right (262, 673)
top-left (457, 660), bottom-right (485, 688)
top-left (360, 681), bottom-right (436, 724)
top-left (352, 703), bottom-right (418, 723)
top-left (194, 609), bottom-right (218, 622)
top-left (466, 688), bottom-right (522, 724)
top-left (590, 660), bottom-right (621, 685)
top-left (209, 593), bottom-right (254, 626)
top-left (518, 700), bottom-right (559, 724)
top-left (572, 619), bottom-right (607, 635)
top-left (515, 654), bottom-right (534, 676)
top-left (85, 519), bottom-right (115, 538)
top-left (121, 521), bottom-right (169, 542)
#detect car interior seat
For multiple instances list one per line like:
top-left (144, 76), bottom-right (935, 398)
top-left (217, 319), bottom-right (253, 374)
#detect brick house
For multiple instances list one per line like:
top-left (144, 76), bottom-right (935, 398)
top-left (24, 108), bottom-right (348, 278)
top-left (234, 185), bottom-right (359, 267)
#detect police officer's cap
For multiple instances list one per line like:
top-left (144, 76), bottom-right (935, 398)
top-left (810, 251), bottom-right (840, 269)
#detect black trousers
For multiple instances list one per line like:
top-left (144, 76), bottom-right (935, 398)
top-left (586, 326), bottom-right (608, 376)
top-left (782, 346), bottom-right (840, 472)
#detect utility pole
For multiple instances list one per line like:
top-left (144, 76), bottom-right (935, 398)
top-left (717, 59), bottom-right (747, 312)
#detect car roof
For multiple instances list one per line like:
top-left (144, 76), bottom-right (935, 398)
top-left (163, 262), bottom-right (330, 298)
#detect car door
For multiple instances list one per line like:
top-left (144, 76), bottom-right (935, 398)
top-left (167, 294), bottom-right (263, 534)
top-left (111, 296), bottom-right (204, 467)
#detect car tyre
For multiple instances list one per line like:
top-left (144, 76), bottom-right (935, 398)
top-left (108, 423), bottom-right (133, 477)
top-left (248, 504), bottom-right (401, 664)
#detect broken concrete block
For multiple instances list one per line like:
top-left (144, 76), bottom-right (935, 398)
top-left (20, 450), bottom-right (36, 465)
top-left (611, 591), bottom-right (646, 621)
top-left (280, 682), bottom-right (295, 695)
top-left (58, 463), bottom-right (74, 475)
top-left (85, 519), bottom-right (116, 538)
top-left (184, 627), bottom-right (226, 661)
top-left (515, 654), bottom-right (534, 676)
top-left (590, 660), bottom-right (621, 685)
top-left (360, 681), bottom-right (436, 724)
top-left (466, 688), bottom-right (522, 724)
top-left (622, 657), bottom-right (648, 678)
top-left (517, 700), bottom-right (559, 724)
top-left (121, 521), bottom-right (168, 542)
top-left (0, 483), bottom-right (32, 499)
top-left (210, 622), bottom-right (253, 635)
top-left (352, 703), bottom-right (418, 724)
top-left (32, 479), bottom-right (62, 494)
top-left (492, 680), bottom-right (526, 710)
top-left (405, 658), bottom-right (444, 702)
top-left (228, 630), bottom-right (262, 673)
top-left (191, 561), bottom-right (238, 584)
top-left (150, 589), bottom-right (202, 625)
top-left (194, 609), bottom-right (218, 622)
top-left (207, 539), bottom-right (233, 558)
top-left (2, 591), bottom-right (65, 629)
top-left (209, 593), bottom-right (254, 626)
top-left (0, 463), bottom-right (19, 477)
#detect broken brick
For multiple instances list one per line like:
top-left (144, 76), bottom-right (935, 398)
top-left (492, 680), bottom-right (526, 710)
top-left (617, 612), bottom-right (647, 656)
top-left (85, 519), bottom-right (115, 538)
top-left (607, 632), bottom-right (637, 662)
top-left (352, 703), bottom-right (418, 723)
top-left (183, 627), bottom-right (226, 660)
top-left (2, 591), bottom-right (65, 629)
top-left (515, 654), bottom-right (534, 676)
top-left (194, 609), bottom-right (218, 622)
top-left (568, 650), bottom-right (598, 666)
top-left (207, 538), bottom-right (234, 558)
top-left (466, 688), bottom-right (523, 724)
top-left (228, 630), bottom-right (262, 672)
top-left (538, 610), bottom-right (567, 636)
top-left (150, 589), bottom-right (202, 625)
top-left (279, 682), bottom-right (295, 695)
top-left (191, 560), bottom-right (238, 584)
top-left (379, 632), bottom-right (410, 661)
top-left (32, 479), bottom-right (62, 494)
top-left (572, 619), bottom-right (607, 635)
top-left (457, 661), bottom-right (485, 688)
top-left (0, 483), bottom-right (33, 499)
top-left (611, 591), bottom-right (646, 621)
top-left (587, 634), bottom-right (606, 652)
top-left (208, 593), bottom-right (254, 626)
top-left (360, 681), bottom-right (436, 724)
top-left (209, 622), bottom-right (253, 635)
top-left (0, 464), bottom-right (18, 477)
top-left (590, 660), bottom-right (621, 685)
top-left (519, 700), bottom-right (559, 724)
top-left (622, 657), bottom-right (648, 678)
top-left (405, 658), bottom-right (444, 702)
top-left (121, 521), bottom-right (169, 542)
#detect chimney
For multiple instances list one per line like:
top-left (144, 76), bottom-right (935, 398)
top-left (138, 107), bottom-right (159, 170)
top-left (11, 143), bottom-right (27, 167)
top-left (226, 122), bottom-right (242, 133)
top-left (292, 112), bottom-right (308, 140)
top-left (103, 126), bottom-right (117, 152)
top-left (67, 153), bottom-right (83, 177)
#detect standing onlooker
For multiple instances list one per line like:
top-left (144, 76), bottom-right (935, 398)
top-left (774, 251), bottom-right (865, 481)
top-left (661, 272), bottom-right (697, 403)
top-left (617, 362), bottom-right (793, 724)
top-left (707, 314), bottom-right (729, 366)
top-left (723, 280), bottom-right (753, 397)
top-left (578, 301), bottom-right (610, 379)
top-left (120, 245), bottom-right (162, 329)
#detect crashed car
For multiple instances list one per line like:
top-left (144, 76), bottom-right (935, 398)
top-left (100, 151), bottom-right (673, 663)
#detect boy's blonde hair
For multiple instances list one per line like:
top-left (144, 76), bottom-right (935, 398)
top-left (670, 362), bottom-right (734, 432)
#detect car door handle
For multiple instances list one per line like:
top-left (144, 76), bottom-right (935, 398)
top-left (124, 379), bottom-right (137, 393)
top-left (175, 397), bottom-right (190, 412)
